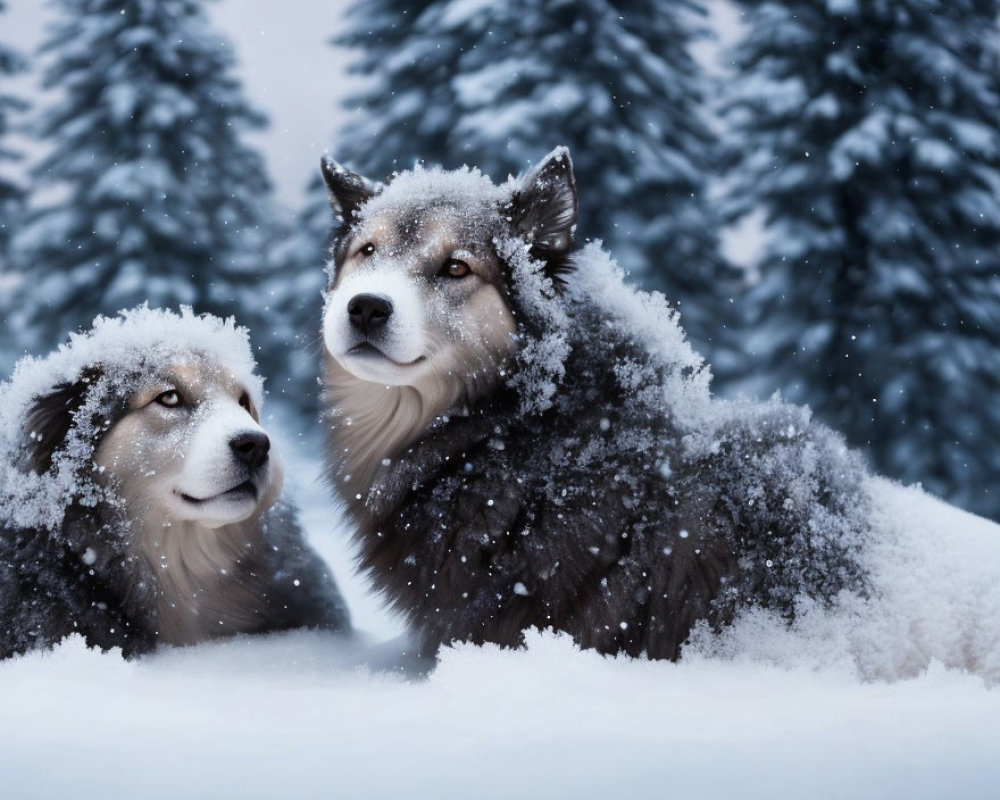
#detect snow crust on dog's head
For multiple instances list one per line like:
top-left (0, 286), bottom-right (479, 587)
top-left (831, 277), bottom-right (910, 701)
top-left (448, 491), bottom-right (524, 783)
top-left (0, 306), bottom-right (260, 532)
top-left (322, 147), bottom-right (578, 285)
top-left (354, 164), bottom-right (508, 229)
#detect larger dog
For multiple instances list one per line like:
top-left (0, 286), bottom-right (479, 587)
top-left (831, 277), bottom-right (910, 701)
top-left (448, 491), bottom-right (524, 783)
top-left (0, 307), bottom-right (349, 658)
top-left (319, 149), bottom-right (871, 660)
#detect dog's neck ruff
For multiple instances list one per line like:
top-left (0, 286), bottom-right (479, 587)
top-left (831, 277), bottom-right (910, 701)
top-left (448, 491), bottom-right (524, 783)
top-left (130, 512), bottom-right (270, 646)
top-left (323, 355), bottom-right (463, 501)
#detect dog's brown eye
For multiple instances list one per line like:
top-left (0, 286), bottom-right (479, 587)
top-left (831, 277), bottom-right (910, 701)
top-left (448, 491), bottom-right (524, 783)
top-left (239, 392), bottom-right (252, 413)
top-left (442, 258), bottom-right (470, 279)
top-left (358, 242), bottom-right (375, 257)
top-left (155, 390), bottom-right (182, 408)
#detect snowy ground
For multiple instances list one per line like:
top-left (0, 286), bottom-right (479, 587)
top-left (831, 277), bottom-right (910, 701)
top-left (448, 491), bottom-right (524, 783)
top-left (3, 628), bottom-right (999, 799)
top-left (2, 418), bottom-right (999, 799)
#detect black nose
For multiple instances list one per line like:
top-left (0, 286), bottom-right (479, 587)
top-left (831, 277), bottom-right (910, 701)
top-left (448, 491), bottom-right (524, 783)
top-left (348, 293), bottom-right (393, 335)
top-left (230, 431), bottom-right (270, 471)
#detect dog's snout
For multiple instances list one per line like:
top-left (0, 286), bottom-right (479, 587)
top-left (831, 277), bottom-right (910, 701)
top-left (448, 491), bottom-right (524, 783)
top-left (348, 293), bottom-right (393, 335)
top-left (230, 431), bottom-right (270, 471)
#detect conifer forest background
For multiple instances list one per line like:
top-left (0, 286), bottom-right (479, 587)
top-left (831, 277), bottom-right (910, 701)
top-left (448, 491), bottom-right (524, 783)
top-left (1, 0), bottom-right (998, 521)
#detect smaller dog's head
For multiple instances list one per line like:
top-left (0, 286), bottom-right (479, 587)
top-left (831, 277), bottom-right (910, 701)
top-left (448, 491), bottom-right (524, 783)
top-left (320, 148), bottom-right (578, 399)
top-left (18, 316), bottom-right (280, 532)
top-left (90, 358), bottom-right (282, 529)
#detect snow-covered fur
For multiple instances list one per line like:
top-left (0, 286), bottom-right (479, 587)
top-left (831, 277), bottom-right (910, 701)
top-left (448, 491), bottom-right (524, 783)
top-left (320, 149), bottom-right (871, 660)
top-left (0, 307), bottom-right (349, 659)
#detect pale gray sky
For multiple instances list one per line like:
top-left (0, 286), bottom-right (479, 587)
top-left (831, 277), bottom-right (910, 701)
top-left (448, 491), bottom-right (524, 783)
top-left (208, 0), bottom-right (356, 207)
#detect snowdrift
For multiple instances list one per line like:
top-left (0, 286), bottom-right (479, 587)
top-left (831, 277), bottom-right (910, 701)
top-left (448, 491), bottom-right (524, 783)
top-left (690, 477), bottom-right (1000, 682)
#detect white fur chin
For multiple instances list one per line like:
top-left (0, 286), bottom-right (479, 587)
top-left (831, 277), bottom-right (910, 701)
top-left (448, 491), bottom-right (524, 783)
top-left (170, 492), bottom-right (259, 529)
top-left (335, 349), bottom-right (432, 386)
top-left (171, 460), bottom-right (280, 528)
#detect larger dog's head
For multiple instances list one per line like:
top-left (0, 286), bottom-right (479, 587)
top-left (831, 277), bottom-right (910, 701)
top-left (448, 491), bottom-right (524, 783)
top-left (9, 308), bottom-right (280, 533)
top-left (320, 148), bottom-right (578, 401)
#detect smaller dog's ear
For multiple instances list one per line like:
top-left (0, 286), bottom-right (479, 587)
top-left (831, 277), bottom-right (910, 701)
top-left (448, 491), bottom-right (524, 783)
top-left (513, 147), bottom-right (578, 254)
top-left (320, 156), bottom-right (374, 222)
top-left (23, 369), bottom-right (101, 473)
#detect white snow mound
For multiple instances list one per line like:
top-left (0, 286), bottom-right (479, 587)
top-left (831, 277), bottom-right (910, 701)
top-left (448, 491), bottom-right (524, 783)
top-left (688, 477), bottom-right (1000, 684)
top-left (0, 627), bottom-right (997, 800)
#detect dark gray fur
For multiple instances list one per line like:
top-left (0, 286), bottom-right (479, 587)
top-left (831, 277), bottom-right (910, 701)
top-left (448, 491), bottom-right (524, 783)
top-left (322, 153), bottom-right (872, 660)
top-left (1, 369), bottom-right (350, 660)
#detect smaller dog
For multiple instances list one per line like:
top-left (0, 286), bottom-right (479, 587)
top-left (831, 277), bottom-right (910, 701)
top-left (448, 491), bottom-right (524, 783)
top-left (0, 307), bottom-right (349, 659)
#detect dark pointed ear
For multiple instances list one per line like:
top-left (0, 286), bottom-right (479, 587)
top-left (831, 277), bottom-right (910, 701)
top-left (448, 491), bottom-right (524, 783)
top-left (23, 369), bottom-right (101, 473)
top-left (320, 156), bottom-right (375, 222)
top-left (513, 147), bottom-right (578, 254)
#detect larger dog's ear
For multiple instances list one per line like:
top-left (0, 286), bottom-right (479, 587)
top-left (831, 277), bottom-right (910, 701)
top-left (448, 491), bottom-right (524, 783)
top-left (511, 147), bottom-right (578, 283)
top-left (320, 157), bottom-right (375, 222)
top-left (514, 147), bottom-right (578, 250)
top-left (23, 369), bottom-right (101, 473)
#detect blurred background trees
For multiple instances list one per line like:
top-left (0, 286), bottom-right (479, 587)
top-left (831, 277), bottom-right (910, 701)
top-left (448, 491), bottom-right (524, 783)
top-left (0, 0), bottom-right (28, 371)
top-left (4, 0), bottom-right (299, 394)
top-left (721, 0), bottom-right (1000, 519)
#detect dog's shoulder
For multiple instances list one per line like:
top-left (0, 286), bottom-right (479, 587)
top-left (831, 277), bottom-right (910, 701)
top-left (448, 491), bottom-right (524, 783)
top-left (347, 294), bottom-right (871, 656)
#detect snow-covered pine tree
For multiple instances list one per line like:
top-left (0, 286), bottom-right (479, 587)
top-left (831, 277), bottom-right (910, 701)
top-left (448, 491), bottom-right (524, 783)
top-left (9, 0), bottom-right (294, 385)
top-left (0, 0), bottom-right (29, 373)
top-left (722, 0), bottom-right (1000, 520)
top-left (305, 0), bottom-right (736, 361)
top-left (0, 0), bottom-right (25, 253)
